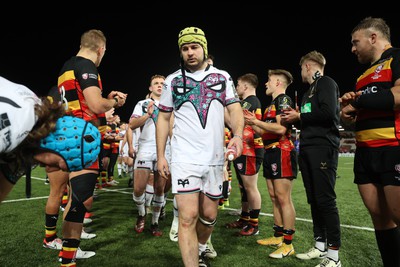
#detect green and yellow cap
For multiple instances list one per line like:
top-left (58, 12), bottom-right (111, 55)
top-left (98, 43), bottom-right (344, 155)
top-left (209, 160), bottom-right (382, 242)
top-left (178, 27), bottom-right (208, 58)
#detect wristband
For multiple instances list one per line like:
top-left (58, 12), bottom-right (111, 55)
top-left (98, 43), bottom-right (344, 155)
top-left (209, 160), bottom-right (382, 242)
top-left (233, 135), bottom-right (243, 141)
top-left (352, 90), bottom-right (394, 110)
top-left (113, 97), bottom-right (118, 108)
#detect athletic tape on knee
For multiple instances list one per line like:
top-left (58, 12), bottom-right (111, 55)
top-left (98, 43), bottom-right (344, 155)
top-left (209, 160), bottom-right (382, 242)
top-left (199, 216), bottom-right (217, 227)
top-left (65, 201), bottom-right (87, 223)
top-left (64, 174), bottom-right (96, 223)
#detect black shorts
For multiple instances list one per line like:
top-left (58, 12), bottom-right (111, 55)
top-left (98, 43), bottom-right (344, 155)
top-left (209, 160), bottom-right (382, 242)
top-left (354, 146), bottom-right (400, 186)
top-left (263, 147), bottom-right (297, 179)
top-left (233, 155), bottom-right (263, 176)
top-left (102, 147), bottom-right (112, 158)
top-left (0, 162), bottom-right (20, 184)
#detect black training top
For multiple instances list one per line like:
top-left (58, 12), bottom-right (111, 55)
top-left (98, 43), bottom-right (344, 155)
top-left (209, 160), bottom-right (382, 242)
top-left (299, 75), bottom-right (340, 149)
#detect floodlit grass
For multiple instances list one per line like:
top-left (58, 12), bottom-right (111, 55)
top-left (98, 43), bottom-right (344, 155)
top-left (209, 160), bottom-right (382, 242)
top-left (0, 156), bottom-right (382, 266)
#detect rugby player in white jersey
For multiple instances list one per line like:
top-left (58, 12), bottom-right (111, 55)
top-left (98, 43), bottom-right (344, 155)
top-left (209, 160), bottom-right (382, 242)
top-left (156, 27), bottom-right (244, 267)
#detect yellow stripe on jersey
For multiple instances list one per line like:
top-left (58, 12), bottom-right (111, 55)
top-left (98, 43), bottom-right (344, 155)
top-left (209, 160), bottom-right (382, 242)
top-left (98, 125), bottom-right (108, 135)
top-left (67, 99), bottom-right (81, 110)
top-left (58, 70), bottom-right (75, 83)
top-left (356, 127), bottom-right (396, 143)
top-left (103, 143), bottom-right (111, 149)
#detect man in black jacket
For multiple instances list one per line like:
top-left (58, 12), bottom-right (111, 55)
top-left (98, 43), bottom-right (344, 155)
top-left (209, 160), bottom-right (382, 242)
top-left (281, 50), bottom-right (341, 267)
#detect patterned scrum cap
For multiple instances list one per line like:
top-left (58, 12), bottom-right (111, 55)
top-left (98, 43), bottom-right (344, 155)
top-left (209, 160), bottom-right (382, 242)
top-left (40, 116), bottom-right (101, 172)
top-left (178, 27), bottom-right (208, 58)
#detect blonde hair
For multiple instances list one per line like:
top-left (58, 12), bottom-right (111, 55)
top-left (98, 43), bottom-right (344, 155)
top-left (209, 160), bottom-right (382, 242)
top-left (80, 29), bottom-right (106, 52)
top-left (150, 74), bottom-right (165, 85)
top-left (299, 50), bottom-right (326, 69)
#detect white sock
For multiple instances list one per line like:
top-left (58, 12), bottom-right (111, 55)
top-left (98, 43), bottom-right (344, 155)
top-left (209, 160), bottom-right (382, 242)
top-left (327, 249), bottom-right (339, 262)
top-left (117, 163), bottom-right (122, 176)
top-left (145, 184), bottom-right (154, 207)
top-left (315, 241), bottom-right (326, 252)
top-left (173, 197), bottom-right (179, 217)
top-left (199, 242), bottom-right (207, 255)
top-left (123, 163), bottom-right (128, 173)
top-left (132, 193), bottom-right (146, 217)
top-left (151, 195), bottom-right (164, 224)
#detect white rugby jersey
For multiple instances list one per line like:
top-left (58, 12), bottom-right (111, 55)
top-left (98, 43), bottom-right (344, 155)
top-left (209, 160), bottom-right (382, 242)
top-left (118, 128), bottom-right (126, 153)
top-left (132, 127), bottom-right (141, 152)
top-left (159, 65), bottom-right (240, 165)
top-left (0, 76), bottom-right (40, 153)
top-left (130, 98), bottom-right (159, 153)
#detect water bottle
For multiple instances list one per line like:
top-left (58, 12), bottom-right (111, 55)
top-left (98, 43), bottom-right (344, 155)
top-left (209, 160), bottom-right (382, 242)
top-left (226, 146), bottom-right (237, 161)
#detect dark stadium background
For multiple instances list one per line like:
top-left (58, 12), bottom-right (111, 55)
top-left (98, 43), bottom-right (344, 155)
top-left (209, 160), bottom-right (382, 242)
top-left (1, 10), bottom-right (396, 122)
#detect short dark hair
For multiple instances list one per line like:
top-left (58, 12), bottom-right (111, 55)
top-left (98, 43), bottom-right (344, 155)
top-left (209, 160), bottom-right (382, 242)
top-left (268, 69), bottom-right (293, 86)
top-left (238, 73), bottom-right (258, 88)
top-left (351, 17), bottom-right (391, 42)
